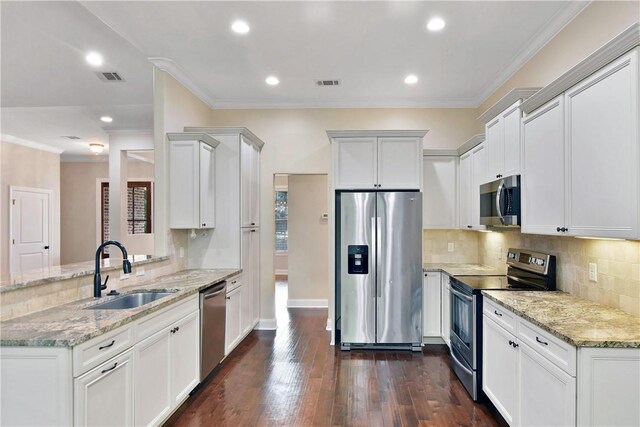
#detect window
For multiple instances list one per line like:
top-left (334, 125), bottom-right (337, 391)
top-left (275, 190), bottom-right (288, 252)
top-left (127, 182), bottom-right (152, 234)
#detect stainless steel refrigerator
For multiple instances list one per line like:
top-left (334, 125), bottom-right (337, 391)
top-left (337, 191), bottom-right (422, 351)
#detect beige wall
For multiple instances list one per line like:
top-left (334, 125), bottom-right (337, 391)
top-left (478, 232), bottom-right (640, 317)
top-left (423, 229), bottom-right (479, 264)
top-left (287, 174), bottom-right (329, 304)
top-left (1, 142), bottom-right (61, 277)
top-left (481, 1), bottom-right (639, 111)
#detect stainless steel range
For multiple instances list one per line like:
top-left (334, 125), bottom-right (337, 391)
top-left (449, 248), bottom-right (556, 401)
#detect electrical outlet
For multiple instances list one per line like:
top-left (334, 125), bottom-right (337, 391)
top-left (136, 267), bottom-right (145, 277)
top-left (448, 242), bottom-right (454, 253)
top-left (589, 263), bottom-right (598, 282)
top-left (179, 247), bottom-right (185, 258)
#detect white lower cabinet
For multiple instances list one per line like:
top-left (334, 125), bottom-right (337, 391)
top-left (74, 349), bottom-right (134, 427)
top-left (440, 274), bottom-right (450, 346)
top-left (134, 328), bottom-right (172, 426)
top-left (422, 272), bottom-right (441, 339)
top-left (171, 311), bottom-right (200, 405)
top-left (225, 285), bottom-right (243, 355)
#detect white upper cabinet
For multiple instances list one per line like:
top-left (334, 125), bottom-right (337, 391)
top-left (459, 142), bottom-right (487, 231)
top-left (422, 156), bottom-right (457, 229)
top-left (485, 115), bottom-right (504, 181)
top-left (241, 136), bottom-right (261, 228)
top-left (168, 133), bottom-right (220, 229)
top-left (485, 100), bottom-right (522, 181)
top-left (564, 48), bottom-right (638, 239)
top-left (521, 96), bottom-right (566, 236)
top-left (458, 151), bottom-right (472, 230)
top-left (329, 131), bottom-right (426, 190)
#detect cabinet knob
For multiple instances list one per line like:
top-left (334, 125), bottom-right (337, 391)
top-left (202, 223), bottom-right (206, 227)
top-left (226, 296), bottom-right (231, 300)
top-left (467, 225), bottom-right (472, 229)
top-left (251, 222), bottom-right (255, 226)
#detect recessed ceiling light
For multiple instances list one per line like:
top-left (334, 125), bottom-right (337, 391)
top-left (265, 76), bottom-right (280, 86)
top-left (85, 51), bottom-right (104, 67)
top-left (89, 143), bottom-right (104, 154)
top-left (231, 20), bottom-right (250, 34)
top-left (427, 17), bottom-right (446, 32)
top-left (404, 75), bottom-right (418, 85)
top-left (100, 116), bottom-right (113, 123)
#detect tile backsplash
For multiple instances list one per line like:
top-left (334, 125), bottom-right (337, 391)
top-left (423, 230), bottom-right (479, 264)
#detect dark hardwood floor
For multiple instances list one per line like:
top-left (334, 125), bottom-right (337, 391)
top-left (167, 282), bottom-right (504, 427)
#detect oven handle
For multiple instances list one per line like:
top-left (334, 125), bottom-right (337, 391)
top-left (450, 350), bottom-right (474, 376)
top-left (450, 287), bottom-right (473, 302)
top-left (496, 179), bottom-right (506, 225)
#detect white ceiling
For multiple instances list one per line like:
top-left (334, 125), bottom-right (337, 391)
top-left (1, 1), bottom-right (588, 156)
top-left (82, 0), bottom-right (588, 109)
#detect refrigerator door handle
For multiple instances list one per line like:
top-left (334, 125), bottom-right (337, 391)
top-left (376, 216), bottom-right (382, 298)
top-left (371, 216), bottom-right (377, 298)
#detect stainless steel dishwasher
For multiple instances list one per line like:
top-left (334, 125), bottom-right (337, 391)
top-left (200, 281), bottom-right (226, 381)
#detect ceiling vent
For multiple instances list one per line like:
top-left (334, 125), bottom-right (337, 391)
top-left (62, 136), bottom-right (81, 140)
top-left (316, 79), bottom-right (340, 87)
top-left (96, 71), bottom-right (124, 82)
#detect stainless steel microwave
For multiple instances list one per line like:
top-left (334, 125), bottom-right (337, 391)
top-left (480, 175), bottom-right (521, 227)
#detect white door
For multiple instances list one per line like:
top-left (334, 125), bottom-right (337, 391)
top-left (458, 152), bottom-right (472, 230)
top-left (471, 143), bottom-right (487, 229)
top-left (334, 137), bottom-right (377, 189)
top-left (422, 272), bottom-right (441, 337)
top-left (522, 96), bottom-right (566, 236)
top-left (240, 138), bottom-right (253, 227)
top-left (519, 342), bottom-right (576, 427)
top-left (377, 137), bottom-right (422, 189)
top-left (225, 286), bottom-right (242, 355)
top-left (502, 102), bottom-right (522, 177)
top-left (199, 142), bottom-right (215, 228)
top-left (565, 48), bottom-right (639, 239)
top-left (134, 327), bottom-right (172, 426)
top-left (74, 349), bottom-right (134, 427)
top-left (10, 187), bottom-right (51, 273)
top-left (485, 116), bottom-right (504, 180)
top-left (482, 315), bottom-right (518, 425)
top-left (241, 228), bottom-right (253, 335)
top-left (422, 156), bottom-right (457, 228)
top-left (440, 274), bottom-right (450, 346)
top-left (170, 311), bottom-right (200, 406)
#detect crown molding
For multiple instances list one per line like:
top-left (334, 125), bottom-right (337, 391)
top-left (149, 57), bottom-right (217, 110)
top-left (457, 133), bottom-right (486, 155)
top-left (326, 130), bottom-right (428, 140)
top-left (60, 153), bottom-right (109, 163)
top-left (166, 132), bottom-right (221, 148)
top-left (105, 129), bottom-right (153, 136)
top-left (521, 23), bottom-right (640, 115)
top-left (477, 88), bottom-right (542, 124)
top-left (1, 134), bottom-right (64, 154)
top-left (184, 126), bottom-right (266, 150)
top-left (210, 97), bottom-right (479, 109)
top-left (475, 1), bottom-right (590, 107)
top-left (423, 149), bottom-right (459, 157)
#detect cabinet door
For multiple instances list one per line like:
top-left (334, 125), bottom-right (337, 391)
top-left (225, 286), bottom-right (242, 355)
top-left (471, 143), bottom-right (487, 229)
top-left (522, 96), bottom-right (566, 236)
top-left (502, 101), bottom-right (522, 177)
top-left (483, 315), bottom-right (518, 425)
top-left (334, 137), bottom-right (377, 189)
top-left (422, 272), bottom-right (441, 337)
top-left (423, 156), bottom-right (457, 228)
top-left (250, 144), bottom-right (260, 227)
top-left (74, 349), bottom-right (134, 427)
top-left (241, 228), bottom-right (253, 335)
top-left (519, 342), bottom-right (576, 427)
top-left (134, 327), bottom-right (172, 426)
top-left (199, 142), bottom-right (215, 228)
top-left (486, 116), bottom-right (504, 180)
top-left (240, 138), bottom-right (253, 227)
top-left (441, 274), bottom-right (450, 346)
top-left (459, 152), bottom-right (472, 230)
top-left (377, 137), bottom-right (422, 189)
top-left (171, 310), bottom-right (200, 406)
top-left (251, 229), bottom-right (260, 325)
top-left (565, 49), bottom-right (639, 239)
top-left (169, 141), bottom-right (199, 228)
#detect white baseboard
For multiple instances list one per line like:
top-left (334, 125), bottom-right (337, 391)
top-left (326, 318), bottom-right (332, 331)
top-left (286, 299), bottom-right (328, 308)
top-left (255, 318), bottom-right (277, 330)
top-left (423, 337), bottom-right (446, 345)
top-left (274, 269), bottom-right (288, 275)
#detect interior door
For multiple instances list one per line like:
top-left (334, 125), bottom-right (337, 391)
top-left (376, 192), bottom-right (422, 344)
top-left (10, 187), bottom-right (51, 273)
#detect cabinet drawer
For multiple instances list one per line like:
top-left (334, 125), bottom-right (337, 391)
top-left (227, 275), bottom-right (242, 292)
top-left (518, 317), bottom-right (576, 376)
top-left (136, 294), bottom-right (199, 343)
top-left (483, 298), bottom-right (517, 334)
top-left (73, 324), bottom-right (134, 377)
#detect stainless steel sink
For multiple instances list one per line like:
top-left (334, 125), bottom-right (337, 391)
top-left (87, 291), bottom-right (175, 310)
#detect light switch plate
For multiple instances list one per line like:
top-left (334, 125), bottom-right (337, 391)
top-left (589, 263), bottom-right (598, 282)
top-left (448, 242), bottom-right (454, 253)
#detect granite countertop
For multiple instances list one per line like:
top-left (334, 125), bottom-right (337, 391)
top-left (0, 269), bottom-right (240, 347)
top-left (483, 291), bottom-right (640, 348)
top-left (0, 255), bottom-right (171, 293)
top-left (423, 263), bottom-right (503, 276)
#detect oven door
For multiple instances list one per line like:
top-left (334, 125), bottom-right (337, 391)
top-left (449, 282), bottom-right (476, 369)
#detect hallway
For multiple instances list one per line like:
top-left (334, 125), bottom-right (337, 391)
top-left (168, 280), bottom-right (503, 427)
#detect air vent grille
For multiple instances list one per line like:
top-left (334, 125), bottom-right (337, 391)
top-left (96, 72), bottom-right (124, 82)
top-left (62, 136), bottom-right (81, 140)
top-left (316, 79), bottom-right (340, 86)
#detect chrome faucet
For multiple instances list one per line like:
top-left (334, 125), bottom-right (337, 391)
top-left (94, 240), bottom-right (132, 298)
